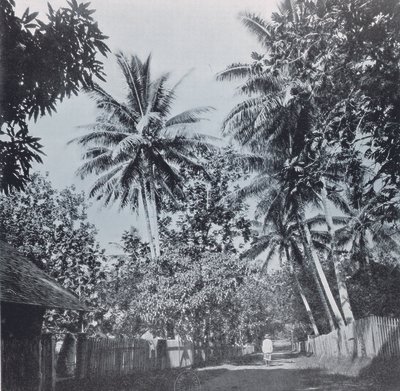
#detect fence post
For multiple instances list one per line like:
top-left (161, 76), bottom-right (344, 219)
top-left (156, 339), bottom-right (167, 369)
top-left (76, 333), bottom-right (88, 379)
top-left (31, 336), bottom-right (43, 391)
top-left (115, 337), bottom-right (123, 374)
top-left (40, 334), bottom-right (56, 391)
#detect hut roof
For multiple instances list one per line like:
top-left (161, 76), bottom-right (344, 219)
top-left (0, 241), bottom-right (88, 311)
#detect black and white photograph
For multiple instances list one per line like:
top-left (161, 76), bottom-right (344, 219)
top-left (1, 0), bottom-right (400, 390)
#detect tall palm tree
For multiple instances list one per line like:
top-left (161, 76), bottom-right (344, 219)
top-left (218, 87), bottom-right (346, 329)
top-left (218, 7), bottom-right (356, 328)
top-left (308, 152), bottom-right (356, 324)
top-left (245, 196), bottom-right (322, 335)
top-left (252, 187), bottom-right (347, 331)
top-left (71, 52), bottom-right (215, 258)
top-left (270, 5), bottom-right (349, 325)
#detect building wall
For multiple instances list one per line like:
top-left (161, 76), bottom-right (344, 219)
top-left (1, 302), bottom-right (45, 338)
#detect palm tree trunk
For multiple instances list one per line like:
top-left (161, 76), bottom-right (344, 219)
top-left (295, 273), bottom-right (320, 336)
top-left (140, 177), bottom-right (156, 259)
top-left (295, 214), bottom-right (335, 330)
top-left (308, 259), bottom-right (336, 331)
top-left (285, 247), bottom-right (319, 336)
top-left (300, 217), bottom-right (345, 328)
top-left (149, 177), bottom-right (161, 257)
top-left (320, 180), bottom-right (354, 324)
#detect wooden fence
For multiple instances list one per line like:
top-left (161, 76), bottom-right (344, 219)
top-left (192, 341), bottom-right (254, 365)
top-left (1, 334), bottom-right (55, 391)
top-left (2, 337), bottom-right (41, 391)
top-left (303, 316), bottom-right (400, 358)
top-left (2, 333), bottom-right (255, 390)
top-left (76, 336), bottom-right (255, 379)
top-left (76, 337), bottom-right (155, 378)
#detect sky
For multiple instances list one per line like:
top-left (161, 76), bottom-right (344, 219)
top-left (15, 0), bottom-right (279, 253)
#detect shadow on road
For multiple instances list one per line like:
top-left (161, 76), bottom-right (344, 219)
top-left (195, 353), bottom-right (391, 391)
top-left (197, 366), bottom-right (380, 391)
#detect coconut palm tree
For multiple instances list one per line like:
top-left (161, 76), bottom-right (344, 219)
top-left (218, 82), bottom-right (347, 328)
top-left (71, 52), bottom-right (215, 258)
top-left (245, 195), bottom-right (323, 335)
top-left (218, 5), bottom-right (358, 327)
top-left (249, 186), bottom-right (350, 331)
top-left (305, 151), bottom-right (357, 324)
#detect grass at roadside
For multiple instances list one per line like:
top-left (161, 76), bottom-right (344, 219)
top-left (294, 354), bottom-right (400, 391)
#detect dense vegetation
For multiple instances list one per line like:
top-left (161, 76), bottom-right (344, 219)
top-left (1, 0), bottom-right (400, 343)
top-left (0, 173), bottom-right (106, 332)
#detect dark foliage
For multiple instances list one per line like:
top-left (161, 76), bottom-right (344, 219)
top-left (0, 0), bottom-right (109, 194)
top-left (348, 261), bottom-right (400, 319)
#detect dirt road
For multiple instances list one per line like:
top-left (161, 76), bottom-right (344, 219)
top-left (196, 351), bottom-right (391, 391)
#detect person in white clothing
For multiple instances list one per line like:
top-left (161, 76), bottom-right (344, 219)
top-left (262, 335), bottom-right (273, 366)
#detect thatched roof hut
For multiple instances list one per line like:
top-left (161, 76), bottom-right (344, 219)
top-left (0, 241), bottom-right (88, 311)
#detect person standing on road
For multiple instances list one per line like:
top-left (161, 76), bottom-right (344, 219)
top-left (262, 335), bottom-right (273, 366)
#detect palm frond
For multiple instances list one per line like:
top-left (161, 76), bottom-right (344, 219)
top-left (306, 213), bottom-right (349, 228)
top-left (334, 226), bottom-right (353, 248)
top-left (225, 174), bottom-right (274, 204)
top-left (171, 68), bottom-right (194, 91)
top-left (156, 176), bottom-right (183, 205)
top-left (254, 186), bottom-right (285, 219)
top-left (141, 54), bottom-right (152, 110)
top-left (222, 95), bottom-right (283, 147)
top-left (77, 121), bottom-right (133, 134)
top-left (162, 148), bottom-right (209, 177)
top-left (120, 186), bottom-right (140, 210)
top-left (372, 229), bottom-right (400, 255)
top-left (332, 215), bottom-right (350, 225)
top-left (313, 239), bottom-right (330, 252)
top-left (81, 146), bottom-right (110, 160)
top-left (261, 192), bottom-right (289, 228)
top-left (149, 73), bottom-right (174, 117)
top-left (84, 83), bottom-right (137, 125)
top-left (76, 152), bottom-right (115, 178)
top-left (222, 96), bottom-right (269, 132)
top-left (69, 131), bottom-right (128, 147)
top-left (328, 191), bottom-right (353, 216)
top-left (157, 132), bottom-right (220, 155)
top-left (310, 230), bottom-right (330, 245)
top-left (88, 165), bottom-right (125, 199)
top-left (243, 234), bottom-right (276, 260)
top-left (120, 150), bottom-right (141, 188)
top-left (116, 52), bottom-right (146, 116)
top-left (148, 150), bottom-right (183, 187)
top-left (242, 105), bottom-right (293, 154)
top-left (216, 63), bottom-right (252, 81)
top-left (239, 12), bottom-right (271, 46)
top-left (165, 106), bottom-right (214, 127)
top-left (289, 240), bottom-right (304, 266)
top-left (240, 74), bottom-right (282, 95)
top-left (110, 135), bottom-right (144, 160)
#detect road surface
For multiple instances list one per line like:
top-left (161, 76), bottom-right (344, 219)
top-left (196, 350), bottom-right (393, 391)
